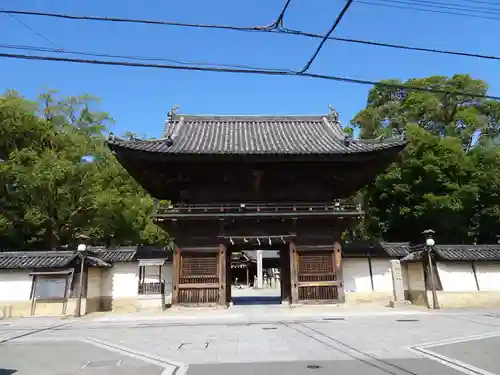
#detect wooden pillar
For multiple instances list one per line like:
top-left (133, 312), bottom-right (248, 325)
top-left (289, 241), bottom-right (299, 304)
top-left (172, 246), bottom-right (181, 305)
top-left (219, 244), bottom-right (227, 306)
top-left (333, 240), bottom-right (344, 302)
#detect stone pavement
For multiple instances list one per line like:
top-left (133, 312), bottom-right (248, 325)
top-left (2, 308), bottom-right (500, 374)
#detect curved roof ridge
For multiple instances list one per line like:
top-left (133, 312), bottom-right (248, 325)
top-left (172, 114), bottom-right (328, 121)
top-left (321, 116), bottom-right (348, 140)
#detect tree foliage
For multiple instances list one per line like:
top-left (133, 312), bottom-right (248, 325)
top-left (0, 90), bottom-right (169, 249)
top-left (352, 74), bottom-right (500, 244)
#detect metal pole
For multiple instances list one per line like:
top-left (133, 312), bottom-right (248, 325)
top-left (427, 246), bottom-right (440, 310)
top-left (76, 253), bottom-right (85, 317)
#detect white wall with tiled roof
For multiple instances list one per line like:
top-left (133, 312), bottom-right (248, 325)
top-left (0, 270), bottom-right (32, 301)
top-left (476, 262), bottom-right (500, 290)
top-left (342, 258), bottom-right (393, 293)
top-left (437, 261), bottom-right (500, 291)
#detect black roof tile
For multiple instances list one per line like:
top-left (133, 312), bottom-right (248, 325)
top-left (107, 114), bottom-right (407, 156)
top-left (379, 242), bottom-right (411, 257)
top-left (435, 245), bottom-right (500, 261)
top-left (0, 246), bottom-right (172, 269)
top-left (0, 251), bottom-right (76, 269)
top-left (401, 244), bottom-right (500, 262)
top-left (341, 241), bottom-right (410, 258)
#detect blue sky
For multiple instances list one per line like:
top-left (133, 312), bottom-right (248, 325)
top-left (1, 0), bottom-right (499, 138)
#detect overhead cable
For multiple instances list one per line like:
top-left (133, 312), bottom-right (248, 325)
top-left (0, 43), bottom-right (295, 72)
top-left (2, 9), bottom-right (498, 61)
top-left (357, 0), bottom-right (500, 20)
top-left (299, 0), bottom-right (354, 73)
top-left (1, 51), bottom-right (499, 100)
top-left (1, 8), bottom-right (63, 50)
top-left (0, 9), bottom-right (277, 32)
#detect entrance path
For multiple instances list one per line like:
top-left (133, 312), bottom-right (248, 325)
top-left (3, 308), bottom-right (500, 374)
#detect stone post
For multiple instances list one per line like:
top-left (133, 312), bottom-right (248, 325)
top-left (256, 250), bottom-right (263, 289)
top-left (389, 259), bottom-right (411, 307)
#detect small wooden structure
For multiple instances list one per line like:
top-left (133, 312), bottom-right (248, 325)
top-left (107, 109), bottom-right (406, 306)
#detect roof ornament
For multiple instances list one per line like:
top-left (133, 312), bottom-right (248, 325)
top-left (165, 135), bottom-right (174, 147)
top-left (328, 104), bottom-right (339, 124)
top-left (167, 104), bottom-right (180, 122)
top-left (343, 134), bottom-right (352, 147)
top-left (391, 127), bottom-right (406, 140)
top-left (107, 132), bottom-right (115, 141)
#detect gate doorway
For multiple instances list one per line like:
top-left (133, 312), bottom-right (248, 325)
top-left (227, 244), bottom-right (291, 306)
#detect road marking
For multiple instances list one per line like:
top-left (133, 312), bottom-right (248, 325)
top-left (411, 331), bottom-right (500, 349)
top-left (83, 337), bottom-right (189, 375)
top-left (410, 346), bottom-right (496, 375)
top-left (408, 332), bottom-right (500, 375)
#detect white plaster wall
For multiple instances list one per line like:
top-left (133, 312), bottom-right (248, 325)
top-left (100, 267), bottom-right (113, 298)
top-left (437, 262), bottom-right (477, 292)
top-left (371, 259), bottom-right (393, 292)
top-left (0, 270), bottom-right (32, 301)
top-left (342, 258), bottom-right (372, 292)
top-left (110, 262), bottom-right (138, 298)
top-left (407, 262), bottom-right (425, 291)
top-left (475, 262), bottom-right (500, 291)
top-left (164, 263), bottom-right (173, 303)
top-left (86, 268), bottom-right (102, 298)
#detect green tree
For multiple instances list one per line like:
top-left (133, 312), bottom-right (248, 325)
top-left (351, 75), bottom-right (500, 243)
top-left (0, 90), bottom-right (169, 249)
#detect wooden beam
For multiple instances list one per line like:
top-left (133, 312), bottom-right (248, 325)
top-left (289, 241), bottom-right (299, 304)
top-left (334, 240), bottom-right (345, 302)
top-left (219, 244), bottom-right (227, 306)
top-left (172, 245), bottom-right (181, 305)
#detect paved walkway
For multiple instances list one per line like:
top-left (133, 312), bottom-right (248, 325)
top-left (2, 307), bottom-right (500, 374)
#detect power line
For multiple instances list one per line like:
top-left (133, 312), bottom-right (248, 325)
top-left (402, 0), bottom-right (500, 13)
top-left (357, 0), bottom-right (500, 20)
top-left (1, 8), bottom-right (63, 50)
top-left (299, 0), bottom-right (354, 73)
top-left (457, 0), bottom-right (500, 5)
top-left (275, 0), bottom-right (293, 26)
top-left (0, 43), bottom-right (295, 72)
top-left (281, 27), bottom-right (500, 61)
top-left (0, 9), bottom-right (277, 32)
top-left (1, 51), bottom-right (499, 100)
top-left (3, 8), bottom-right (498, 62)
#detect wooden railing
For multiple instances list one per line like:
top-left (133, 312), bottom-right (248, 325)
top-left (156, 200), bottom-right (362, 217)
top-left (138, 281), bottom-right (165, 295)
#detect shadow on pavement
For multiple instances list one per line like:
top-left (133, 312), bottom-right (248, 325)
top-left (232, 296), bottom-right (282, 305)
top-left (187, 358), bottom-right (470, 375)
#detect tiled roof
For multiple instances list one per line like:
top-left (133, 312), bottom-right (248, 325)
top-left (342, 241), bottom-right (410, 258)
top-left (0, 251), bottom-right (76, 269)
top-left (0, 246), bottom-right (172, 269)
top-left (379, 242), bottom-right (411, 257)
top-left (435, 245), bottom-right (500, 261)
top-left (401, 244), bottom-right (500, 262)
top-left (107, 114), bottom-right (407, 156)
top-left (91, 247), bottom-right (137, 262)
